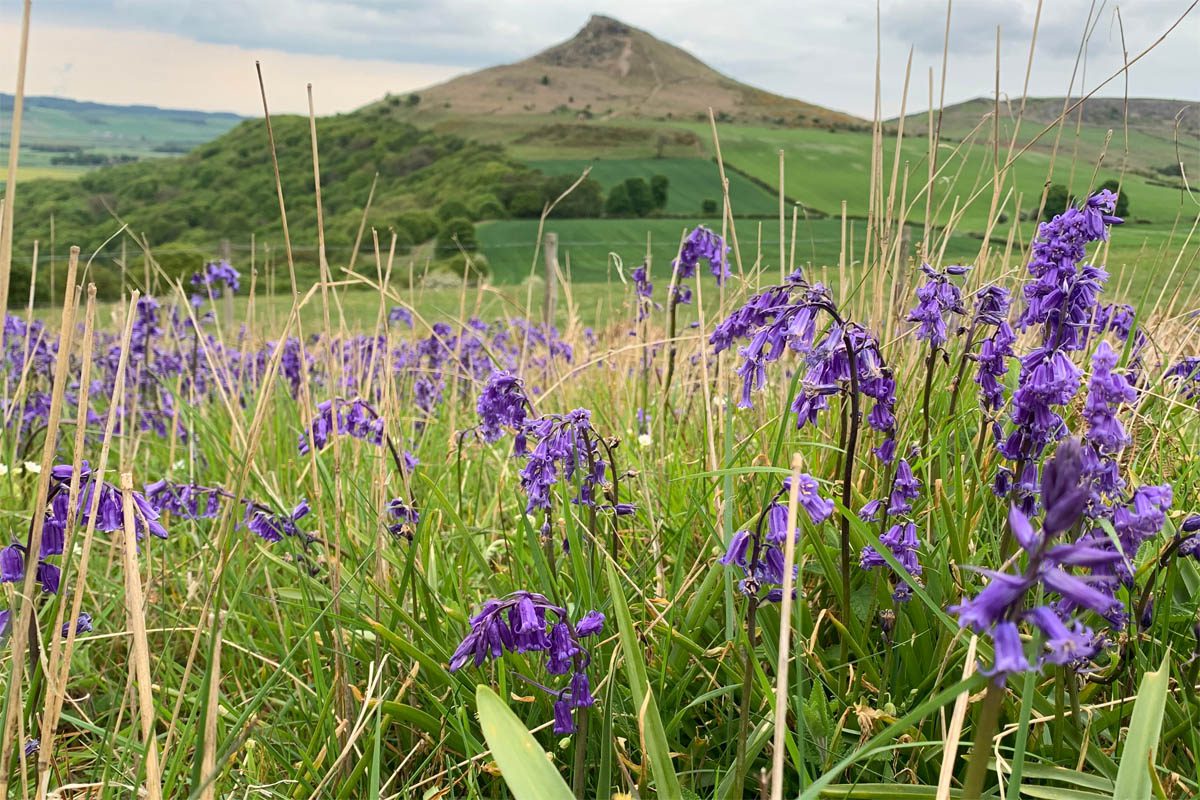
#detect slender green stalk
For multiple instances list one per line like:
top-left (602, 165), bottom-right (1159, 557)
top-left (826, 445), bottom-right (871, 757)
top-left (963, 681), bottom-right (1005, 799)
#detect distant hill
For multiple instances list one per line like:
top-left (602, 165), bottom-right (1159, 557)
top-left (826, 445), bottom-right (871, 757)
top-left (891, 96), bottom-right (1198, 184)
top-left (896, 96), bottom-right (1198, 139)
top-left (0, 94), bottom-right (243, 178)
top-left (400, 15), bottom-right (864, 130)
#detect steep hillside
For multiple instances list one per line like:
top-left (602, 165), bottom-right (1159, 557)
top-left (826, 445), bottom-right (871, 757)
top-left (397, 15), bottom-right (864, 130)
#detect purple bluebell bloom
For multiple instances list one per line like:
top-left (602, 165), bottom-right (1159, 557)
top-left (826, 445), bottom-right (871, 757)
top-left (673, 226), bottom-right (729, 285)
top-left (951, 440), bottom-right (1126, 680)
top-left (449, 590), bottom-right (602, 736)
top-left (477, 370), bottom-right (529, 443)
top-left (906, 264), bottom-right (968, 348)
top-left (718, 474), bottom-right (832, 602)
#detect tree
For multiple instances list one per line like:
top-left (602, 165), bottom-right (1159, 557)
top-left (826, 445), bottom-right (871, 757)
top-left (396, 211), bottom-right (438, 243)
top-left (650, 175), bottom-right (669, 210)
top-left (436, 217), bottom-right (477, 257)
top-left (508, 189), bottom-right (544, 218)
top-left (1097, 179), bottom-right (1130, 218)
top-left (702, 198), bottom-right (718, 214)
top-left (545, 175), bottom-right (604, 218)
top-left (1042, 184), bottom-right (1071, 221)
top-left (623, 177), bottom-right (654, 217)
top-left (605, 183), bottom-right (633, 216)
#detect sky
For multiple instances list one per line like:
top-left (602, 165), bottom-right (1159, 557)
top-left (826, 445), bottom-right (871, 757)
top-left (0, 1), bottom-right (1196, 118)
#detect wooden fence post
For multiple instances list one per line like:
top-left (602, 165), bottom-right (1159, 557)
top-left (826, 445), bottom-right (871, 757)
top-left (543, 232), bottom-right (558, 327)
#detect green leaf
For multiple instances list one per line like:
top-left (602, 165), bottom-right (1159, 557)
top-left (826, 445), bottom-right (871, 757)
top-left (474, 685), bottom-right (573, 800)
top-left (1113, 650), bottom-right (1171, 800)
top-left (605, 560), bottom-right (683, 798)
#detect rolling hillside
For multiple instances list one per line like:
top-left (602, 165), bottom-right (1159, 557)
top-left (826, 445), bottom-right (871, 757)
top-left (8, 107), bottom-right (538, 300)
top-left (0, 94), bottom-right (243, 180)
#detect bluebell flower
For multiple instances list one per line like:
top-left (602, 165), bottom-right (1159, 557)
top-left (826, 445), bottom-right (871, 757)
top-left (951, 440), bottom-right (1124, 681)
top-left (906, 264), bottom-right (968, 348)
top-left (449, 591), bottom-right (602, 735)
top-left (476, 370), bottom-right (530, 443)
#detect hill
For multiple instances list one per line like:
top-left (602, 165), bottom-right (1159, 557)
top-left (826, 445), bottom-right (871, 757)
top-left (395, 15), bottom-right (864, 131)
top-left (8, 106), bottom-right (539, 300)
top-left (0, 94), bottom-right (243, 179)
top-left (892, 96), bottom-right (1198, 183)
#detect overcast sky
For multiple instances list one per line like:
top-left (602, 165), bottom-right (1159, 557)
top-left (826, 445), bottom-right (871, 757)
top-left (0, 1), bottom-right (1196, 118)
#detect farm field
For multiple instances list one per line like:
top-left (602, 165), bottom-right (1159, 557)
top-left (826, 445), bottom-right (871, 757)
top-left (525, 156), bottom-right (781, 216)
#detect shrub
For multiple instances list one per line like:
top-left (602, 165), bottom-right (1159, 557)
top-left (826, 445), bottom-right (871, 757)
top-left (623, 178), bottom-right (654, 217)
top-left (396, 211), bottom-right (439, 243)
top-left (473, 194), bottom-right (507, 220)
top-left (545, 175), bottom-right (604, 218)
top-left (650, 174), bottom-right (669, 209)
top-left (1042, 184), bottom-right (1071, 221)
top-left (702, 198), bottom-right (719, 214)
top-left (437, 200), bottom-right (473, 222)
top-left (605, 183), bottom-right (633, 216)
top-left (436, 216), bottom-right (478, 257)
top-left (508, 189), bottom-right (545, 219)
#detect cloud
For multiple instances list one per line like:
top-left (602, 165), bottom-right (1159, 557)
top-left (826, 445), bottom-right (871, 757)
top-left (0, 18), bottom-right (465, 115)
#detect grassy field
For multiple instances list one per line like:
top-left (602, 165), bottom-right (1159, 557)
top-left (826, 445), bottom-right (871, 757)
top-left (526, 157), bottom-right (780, 216)
top-left (691, 123), bottom-right (1194, 227)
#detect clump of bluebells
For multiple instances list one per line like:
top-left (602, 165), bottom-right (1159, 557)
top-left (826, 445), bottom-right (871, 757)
top-left (299, 398), bottom-right (386, 454)
top-left (718, 475), bottom-right (834, 601)
top-left (472, 371), bottom-right (633, 531)
top-left (476, 370), bottom-right (530, 443)
top-left (998, 190), bottom-right (1122, 491)
top-left (1, 462), bottom-right (168, 639)
top-left (970, 286), bottom-right (1016, 416)
top-left (670, 225), bottom-right (729, 304)
top-left (388, 306), bottom-right (414, 328)
top-left (190, 259), bottom-right (240, 305)
top-left (385, 498), bottom-right (419, 540)
top-left (713, 276), bottom-right (896, 462)
top-left (245, 499), bottom-right (312, 544)
top-left (630, 262), bottom-right (657, 321)
top-left (449, 591), bottom-right (604, 734)
top-left (907, 264), bottom-right (969, 348)
top-left (144, 480), bottom-right (225, 520)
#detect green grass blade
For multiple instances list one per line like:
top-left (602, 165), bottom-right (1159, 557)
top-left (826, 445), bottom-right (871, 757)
top-left (605, 560), bottom-right (683, 799)
top-left (474, 685), bottom-right (573, 800)
top-left (1112, 650), bottom-right (1171, 800)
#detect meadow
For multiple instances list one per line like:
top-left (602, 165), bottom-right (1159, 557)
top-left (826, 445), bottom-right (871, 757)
top-left (1, 162), bottom-right (1199, 800)
top-left (2, 14), bottom-right (1200, 798)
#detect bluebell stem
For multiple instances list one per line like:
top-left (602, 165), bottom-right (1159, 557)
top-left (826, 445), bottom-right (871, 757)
top-left (713, 275), bottom-right (893, 629)
top-left (449, 591), bottom-right (603, 735)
